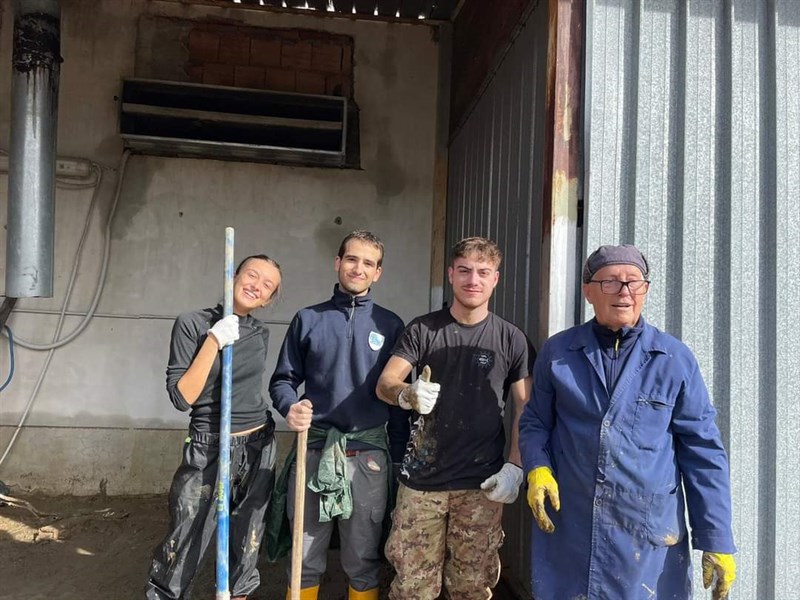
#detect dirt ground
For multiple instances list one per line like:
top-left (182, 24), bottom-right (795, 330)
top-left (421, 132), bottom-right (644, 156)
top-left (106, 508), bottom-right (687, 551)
top-left (0, 493), bottom-right (520, 600)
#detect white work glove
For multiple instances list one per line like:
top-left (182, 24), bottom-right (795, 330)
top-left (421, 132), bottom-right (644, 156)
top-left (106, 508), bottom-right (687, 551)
top-left (208, 314), bottom-right (239, 349)
top-left (398, 365), bottom-right (440, 415)
top-left (480, 462), bottom-right (524, 504)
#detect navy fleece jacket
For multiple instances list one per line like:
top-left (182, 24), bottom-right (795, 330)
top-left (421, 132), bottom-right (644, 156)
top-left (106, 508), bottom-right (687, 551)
top-left (269, 285), bottom-right (408, 458)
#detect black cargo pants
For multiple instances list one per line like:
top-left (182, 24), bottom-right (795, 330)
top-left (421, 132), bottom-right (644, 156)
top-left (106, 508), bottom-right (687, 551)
top-left (145, 427), bottom-right (276, 599)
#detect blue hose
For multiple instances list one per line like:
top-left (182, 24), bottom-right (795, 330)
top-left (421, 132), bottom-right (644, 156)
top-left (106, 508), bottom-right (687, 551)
top-left (0, 326), bottom-right (15, 392)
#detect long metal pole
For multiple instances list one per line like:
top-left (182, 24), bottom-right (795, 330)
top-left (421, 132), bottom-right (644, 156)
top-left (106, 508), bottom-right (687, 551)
top-left (6, 0), bottom-right (61, 298)
top-left (216, 227), bottom-right (234, 600)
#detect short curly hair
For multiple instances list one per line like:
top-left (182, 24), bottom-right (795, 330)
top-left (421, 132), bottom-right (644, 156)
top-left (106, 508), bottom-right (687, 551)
top-left (450, 237), bottom-right (502, 268)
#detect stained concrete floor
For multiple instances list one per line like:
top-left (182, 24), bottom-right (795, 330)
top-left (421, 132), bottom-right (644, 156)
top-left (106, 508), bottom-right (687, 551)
top-left (1, 493), bottom-right (521, 599)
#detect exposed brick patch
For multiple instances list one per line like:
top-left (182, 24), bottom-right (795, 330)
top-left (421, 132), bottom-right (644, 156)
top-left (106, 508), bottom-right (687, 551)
top-left (311, 44), bottom-right (342, 73)
top-left (188, 30), bottom-right (219, 62)
top-left (281, 41), bottom-right (313, 69)
top-left (265, 67), bottom-right (296, 92)
top-left (185, 24), bottom-right (354, 96)
top-left (203, 63), bottom-right (235, 86)
top-left (218, 33), bottom-right (251, 65)
top-left (250, 38), bottom-right (282, 67)
top-left (235, 65), bottom-right (265, 89)
top-left (296, 71), bottom-right (327, 95)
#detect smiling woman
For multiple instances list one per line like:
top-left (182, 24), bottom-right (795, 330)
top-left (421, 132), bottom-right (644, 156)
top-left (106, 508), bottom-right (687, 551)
top-left (233, 255), bottom-right (283, 314)
top-left (145, 253), bottom-right (283, 600)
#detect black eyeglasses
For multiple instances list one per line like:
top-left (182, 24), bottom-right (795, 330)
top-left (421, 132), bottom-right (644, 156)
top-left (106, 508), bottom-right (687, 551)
top-left (589, 279), bottom-right (650, 295)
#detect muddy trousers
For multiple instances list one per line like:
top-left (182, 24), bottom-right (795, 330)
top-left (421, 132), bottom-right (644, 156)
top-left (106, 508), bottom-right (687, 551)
top-left (287, 448), bottom-right (388, 591)
top-left (145, 429), bottom-right (276, 600)
top-left (385, 484), bottom-right (504, 600)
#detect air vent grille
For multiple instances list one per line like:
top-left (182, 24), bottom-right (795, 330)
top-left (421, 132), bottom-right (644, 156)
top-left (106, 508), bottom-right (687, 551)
top-left (120, 78), bottom-right (347, 167)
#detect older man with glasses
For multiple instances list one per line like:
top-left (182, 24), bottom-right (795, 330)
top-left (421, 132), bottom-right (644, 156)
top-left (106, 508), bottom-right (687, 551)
top-left (519, 244), bottom-right (737, 600)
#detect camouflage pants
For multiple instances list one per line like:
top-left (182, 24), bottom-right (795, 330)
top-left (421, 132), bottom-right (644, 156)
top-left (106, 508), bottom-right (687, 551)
top-left (385, 483), bottom-right (504, 600)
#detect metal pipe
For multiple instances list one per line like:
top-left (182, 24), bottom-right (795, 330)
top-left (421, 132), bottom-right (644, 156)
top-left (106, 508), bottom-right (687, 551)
top-left (5, 0), bottom-right (61, 298)
top-left (216, 227), bottom-right (235, 600)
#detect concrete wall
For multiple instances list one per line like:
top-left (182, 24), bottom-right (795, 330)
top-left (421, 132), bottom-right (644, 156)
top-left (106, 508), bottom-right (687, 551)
top-left (0, 0), bottom-right (440, 494)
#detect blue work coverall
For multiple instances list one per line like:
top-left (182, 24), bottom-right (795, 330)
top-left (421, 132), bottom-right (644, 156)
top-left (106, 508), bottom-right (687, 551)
top-left (519, 319), bottom-right (736, 599)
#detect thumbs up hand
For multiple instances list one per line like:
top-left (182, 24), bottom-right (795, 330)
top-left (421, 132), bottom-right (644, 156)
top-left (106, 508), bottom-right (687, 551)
top-left (398, 365), bottom-right (440, 415)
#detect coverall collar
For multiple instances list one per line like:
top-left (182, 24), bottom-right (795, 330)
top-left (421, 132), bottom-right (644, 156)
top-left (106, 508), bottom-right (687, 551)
top-left (568, 317), bottom-right (667, 354)
top-left (568, 317), bottom-right (669, 398)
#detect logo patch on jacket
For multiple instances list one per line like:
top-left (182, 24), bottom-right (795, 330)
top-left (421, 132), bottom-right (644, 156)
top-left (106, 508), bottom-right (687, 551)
top-left (368, 331), bottom-right (385, 351)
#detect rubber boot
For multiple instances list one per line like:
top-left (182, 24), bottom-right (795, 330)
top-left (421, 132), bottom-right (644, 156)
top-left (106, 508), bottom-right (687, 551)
top-left (285, 585), bottom-right (320, 600)
top-left (348, 586), bottom-right (379, 600)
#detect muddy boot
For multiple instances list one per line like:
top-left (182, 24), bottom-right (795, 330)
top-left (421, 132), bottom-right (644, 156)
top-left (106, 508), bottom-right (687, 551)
top-left (348, 586), bottom-right (379, 600)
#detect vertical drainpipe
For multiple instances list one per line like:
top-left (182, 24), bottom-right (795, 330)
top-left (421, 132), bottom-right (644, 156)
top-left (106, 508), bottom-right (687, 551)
top-left (539, 0), bottom-right (584, 341)
top-left (5, 0), bottom-right (61, 298)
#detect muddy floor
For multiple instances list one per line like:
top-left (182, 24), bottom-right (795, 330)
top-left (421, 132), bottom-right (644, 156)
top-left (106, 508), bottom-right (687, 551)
top-left (0, 493), bottom-right (519, 600)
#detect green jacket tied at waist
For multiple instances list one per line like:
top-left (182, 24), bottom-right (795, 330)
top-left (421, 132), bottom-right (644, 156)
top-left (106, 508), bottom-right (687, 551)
top-left (265, 424), bottom-right (389, 562)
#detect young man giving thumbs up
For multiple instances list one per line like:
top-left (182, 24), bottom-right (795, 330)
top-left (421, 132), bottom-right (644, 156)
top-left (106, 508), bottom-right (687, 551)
top-left (376, 237), bottom-right (534, 600)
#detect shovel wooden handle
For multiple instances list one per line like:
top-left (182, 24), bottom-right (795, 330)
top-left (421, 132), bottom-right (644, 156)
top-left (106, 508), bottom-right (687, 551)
top-left (290, 429), bottom-right (308, 600)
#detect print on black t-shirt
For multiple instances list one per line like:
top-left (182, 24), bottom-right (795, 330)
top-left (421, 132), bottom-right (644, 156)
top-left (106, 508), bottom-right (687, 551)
top-left (391, 309), bottom-right (531, 491)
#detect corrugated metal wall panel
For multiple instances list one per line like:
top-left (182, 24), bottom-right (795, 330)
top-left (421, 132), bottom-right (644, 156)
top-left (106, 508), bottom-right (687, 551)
top-left (446, 2), bottom-right (547, 336)
top-left (775, 5), bottom-right (800, 597)
top-left (773, 3), bottom-right (800, 597)
top-left (444, 1), bottom-right (549, 595)
top-left (585, 1), bottom-right (800, 597)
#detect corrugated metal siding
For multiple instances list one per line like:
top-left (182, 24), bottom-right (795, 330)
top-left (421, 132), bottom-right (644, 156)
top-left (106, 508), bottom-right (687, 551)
top-left (585, 1), bottom-right (800, 597)
top-left (445, 1), bottom-right (548, 595)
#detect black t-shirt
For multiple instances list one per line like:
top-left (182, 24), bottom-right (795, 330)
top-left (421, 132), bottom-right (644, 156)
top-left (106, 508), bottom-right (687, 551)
top-left (391, 308), bottom-right (532, 491)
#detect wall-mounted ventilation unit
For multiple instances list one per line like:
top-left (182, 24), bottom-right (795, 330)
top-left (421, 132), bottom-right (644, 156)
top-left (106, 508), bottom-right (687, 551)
top-left (120, 78), bottom-right (348, 167)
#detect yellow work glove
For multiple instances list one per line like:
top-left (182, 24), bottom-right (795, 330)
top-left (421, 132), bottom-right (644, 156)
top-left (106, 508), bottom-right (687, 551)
top-left (702, 552), bottom-right (736, 600)
top-left (526, 466), bottom-right (560, 533)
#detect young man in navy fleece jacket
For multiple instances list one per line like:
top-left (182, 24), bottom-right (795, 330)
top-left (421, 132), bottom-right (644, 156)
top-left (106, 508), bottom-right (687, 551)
top-left (269, 230), bottom-right (408, 600)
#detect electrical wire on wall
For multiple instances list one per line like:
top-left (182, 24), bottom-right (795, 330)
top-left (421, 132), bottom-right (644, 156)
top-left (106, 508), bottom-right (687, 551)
top-left (0, 327), bottom-right (14, 393)
top-left (0, 150), bottom-right (120, 350)
top-left (0, 150), bottom-right (132, 470)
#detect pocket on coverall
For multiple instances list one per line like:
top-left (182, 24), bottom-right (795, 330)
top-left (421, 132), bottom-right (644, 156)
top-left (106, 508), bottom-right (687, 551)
top-left (632, 394), bottom-right (675, 450)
